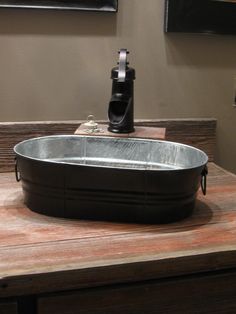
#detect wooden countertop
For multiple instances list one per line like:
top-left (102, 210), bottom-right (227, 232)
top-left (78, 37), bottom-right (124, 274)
top-left (1, 162), bottom-right (236, 298)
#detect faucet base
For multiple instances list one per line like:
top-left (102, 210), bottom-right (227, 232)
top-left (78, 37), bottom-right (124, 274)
top-left (108, 125), bottom-right (135, 134)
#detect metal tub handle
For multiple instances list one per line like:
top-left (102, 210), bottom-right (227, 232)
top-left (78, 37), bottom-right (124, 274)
top-left (201, 165), bottom-right (208, 195)
top-left (14, 157), bottom-right (21, 182)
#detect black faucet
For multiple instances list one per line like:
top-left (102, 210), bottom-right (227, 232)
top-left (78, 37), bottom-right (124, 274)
top-left (108, 49), bottom-right (136, 133)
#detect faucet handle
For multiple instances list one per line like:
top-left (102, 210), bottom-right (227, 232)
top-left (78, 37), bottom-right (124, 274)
top-left (118, 48), bottom-right (129, 82)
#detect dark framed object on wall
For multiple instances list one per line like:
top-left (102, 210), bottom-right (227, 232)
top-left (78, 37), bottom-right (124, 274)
top-left (165, 0), bottom-right (236, 35)
top-left (0, 0), bottom-right (118, 12)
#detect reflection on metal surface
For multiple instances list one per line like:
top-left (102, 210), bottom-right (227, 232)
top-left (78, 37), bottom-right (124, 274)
top-left (0, 0), bottom-right (118, 12)
top-left (14, 135), bottom-right (207, 171)
top-left (165, 0), bottom-right (236, 35)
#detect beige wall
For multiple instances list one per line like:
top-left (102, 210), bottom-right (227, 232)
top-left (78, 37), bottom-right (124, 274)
top-left (0, 0), bottom-right (236, 172)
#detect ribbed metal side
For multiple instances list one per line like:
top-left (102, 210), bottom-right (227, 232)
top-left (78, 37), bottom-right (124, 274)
top-left (18, 157), bottom-right (199, 223)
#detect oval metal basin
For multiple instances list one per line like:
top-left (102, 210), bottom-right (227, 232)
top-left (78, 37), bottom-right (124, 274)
top-left (14, 135), bottom-right (208, 223)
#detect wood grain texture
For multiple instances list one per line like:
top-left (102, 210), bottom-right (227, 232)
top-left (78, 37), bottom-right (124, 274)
top-left (0, 119), bottom-right (216, 172)
top-left (38, 271), bottom-right (236, 314)
top-left (0, 163), bottom-right (236, 297)
top-left (0, 302), bottom-right (18, 314)
top-left (75, 125), bottom-right (166, 140)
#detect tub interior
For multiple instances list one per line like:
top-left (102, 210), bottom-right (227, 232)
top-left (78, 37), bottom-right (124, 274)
top-left (14, 136), bottom-right (208, 171)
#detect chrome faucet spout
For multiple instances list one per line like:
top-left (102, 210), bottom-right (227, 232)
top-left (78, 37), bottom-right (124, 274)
top-left (118, 49), bottom-right (129, 82)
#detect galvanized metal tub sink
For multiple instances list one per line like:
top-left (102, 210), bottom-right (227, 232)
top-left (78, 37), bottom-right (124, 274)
top-left (14, 135), bottom-right (208, 223)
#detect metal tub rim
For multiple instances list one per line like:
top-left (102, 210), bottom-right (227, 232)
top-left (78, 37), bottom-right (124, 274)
top-left (14, 135), bottom-right (208, 172)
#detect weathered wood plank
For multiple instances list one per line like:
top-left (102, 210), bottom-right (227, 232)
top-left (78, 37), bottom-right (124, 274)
top-left (0, 121), bottom-right (78, 173)
top-left (75, 125), bottom-right (167, 140)
top-left (0, 302), bottom-right (18, 314)
top-left (0, 163), bottom-right (236, 297)
top-left (0, 119), bottom-right (216, 172)
top-left (38, 271), bottom-right (236, 314)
